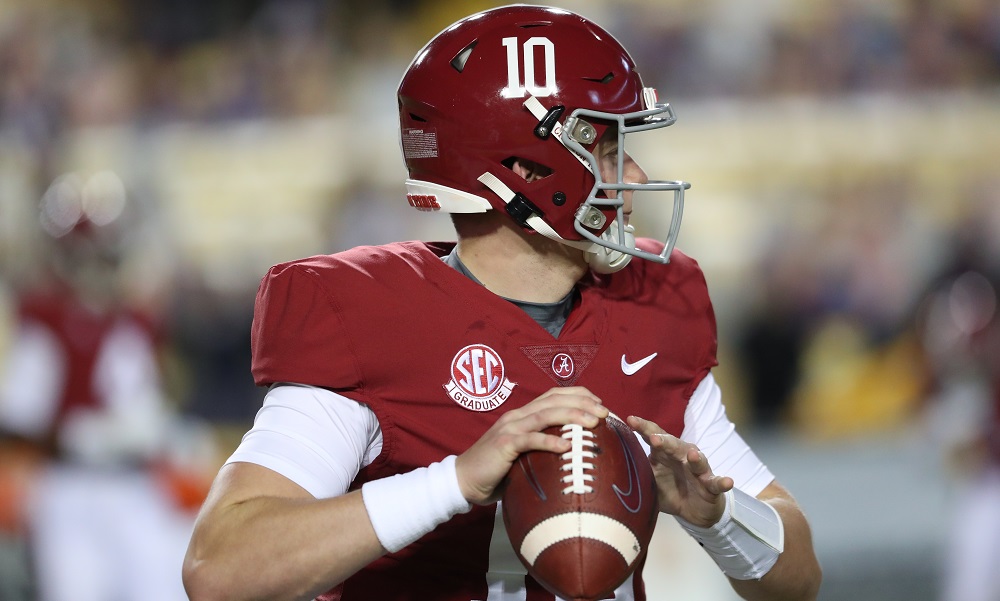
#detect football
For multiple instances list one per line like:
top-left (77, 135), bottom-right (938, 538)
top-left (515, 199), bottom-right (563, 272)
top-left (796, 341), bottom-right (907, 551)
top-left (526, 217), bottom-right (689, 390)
top-left (502, 413), bottom-right (658, 600)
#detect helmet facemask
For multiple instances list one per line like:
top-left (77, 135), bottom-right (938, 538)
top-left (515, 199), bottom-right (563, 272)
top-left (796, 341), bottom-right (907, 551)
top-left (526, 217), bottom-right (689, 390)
top-left (515, 91), bottom-right (691, 273)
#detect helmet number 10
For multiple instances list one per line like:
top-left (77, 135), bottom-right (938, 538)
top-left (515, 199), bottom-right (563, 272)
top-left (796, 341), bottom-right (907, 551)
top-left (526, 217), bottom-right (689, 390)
top-left (501, 37), bottom-right (556, 99)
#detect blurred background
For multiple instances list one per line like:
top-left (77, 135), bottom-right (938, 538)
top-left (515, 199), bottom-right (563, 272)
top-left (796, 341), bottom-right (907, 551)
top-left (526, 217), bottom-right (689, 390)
top-left (0, 0), bottom-right (998, 599)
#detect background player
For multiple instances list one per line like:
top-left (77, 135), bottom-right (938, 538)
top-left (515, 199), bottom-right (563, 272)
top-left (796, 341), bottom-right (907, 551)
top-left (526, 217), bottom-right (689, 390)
top-left (0, 174), bottom-right (197, 601)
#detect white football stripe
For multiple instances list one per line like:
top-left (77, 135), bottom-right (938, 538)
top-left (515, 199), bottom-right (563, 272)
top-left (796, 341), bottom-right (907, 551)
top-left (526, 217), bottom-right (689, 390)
top-left (519, 512), bottom-right (641, 566)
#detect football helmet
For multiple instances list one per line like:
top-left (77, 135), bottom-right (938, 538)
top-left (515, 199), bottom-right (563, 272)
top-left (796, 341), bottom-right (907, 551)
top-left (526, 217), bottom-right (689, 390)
top-left (38, 171), bottom-right (130, 297)
top-left (397, 4), bottom-right (690, 273)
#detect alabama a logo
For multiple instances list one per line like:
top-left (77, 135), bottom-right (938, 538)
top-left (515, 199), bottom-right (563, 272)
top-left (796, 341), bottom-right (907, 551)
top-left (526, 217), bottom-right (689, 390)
top-left (445, 344), bottom-right (516, 412)
top-left (551, 352), bottom-right (575, 380)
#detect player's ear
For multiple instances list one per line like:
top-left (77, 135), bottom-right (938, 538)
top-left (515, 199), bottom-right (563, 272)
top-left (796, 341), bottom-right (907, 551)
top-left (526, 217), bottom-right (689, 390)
top-left (510, 159), bottom-right (552, 183)
top-left (510, 159), bottom-right (535, 182)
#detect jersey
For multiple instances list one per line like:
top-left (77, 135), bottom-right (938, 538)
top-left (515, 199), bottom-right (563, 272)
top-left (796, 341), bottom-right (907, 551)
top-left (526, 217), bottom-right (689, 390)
top-left (0, 285), bottom-right (162, 458)
top-left (250, 239), bottom-right (719, 601)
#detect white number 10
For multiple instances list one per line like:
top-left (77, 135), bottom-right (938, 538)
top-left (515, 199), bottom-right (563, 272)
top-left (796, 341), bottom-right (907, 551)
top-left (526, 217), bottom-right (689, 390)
top-left (501, 36), bottom-right (556, 98)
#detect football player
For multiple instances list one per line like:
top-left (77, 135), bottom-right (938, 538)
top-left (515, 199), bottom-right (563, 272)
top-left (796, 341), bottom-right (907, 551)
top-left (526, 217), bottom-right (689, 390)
top-left (183, 6), bottom-right (821, 601)
top-left (0, 173), bottom-right (192, 601)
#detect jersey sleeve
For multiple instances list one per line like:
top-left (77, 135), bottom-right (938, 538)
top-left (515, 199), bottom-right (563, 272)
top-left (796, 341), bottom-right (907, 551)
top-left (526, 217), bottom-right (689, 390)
top-left (680, 373), bottom-right (774, 496)
top-left (250, 261), bottom-right (361, 389)
top-left (0, 321), bottom-right (64, 437)
top-left (226, 384), bottom-right (383, 498)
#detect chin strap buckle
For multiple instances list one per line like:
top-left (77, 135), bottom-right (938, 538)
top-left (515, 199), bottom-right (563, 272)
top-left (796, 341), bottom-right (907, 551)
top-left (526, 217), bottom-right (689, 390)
top-left (477, 172), bottom-right (595, 252)
top-left (504, 192), bottom-right (543, 229)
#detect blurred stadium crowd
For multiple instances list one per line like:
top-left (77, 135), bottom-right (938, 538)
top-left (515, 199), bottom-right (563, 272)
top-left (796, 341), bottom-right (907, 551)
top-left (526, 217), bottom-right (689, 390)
top-left (2, 0), bottom-right (999, 127)
top-left (0, 0), bottom-right (999, 600)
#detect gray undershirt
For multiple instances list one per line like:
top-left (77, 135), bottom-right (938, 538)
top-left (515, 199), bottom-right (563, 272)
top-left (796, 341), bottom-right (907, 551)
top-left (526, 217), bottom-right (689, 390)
top-left (443, 248), bottom-right (574, 338)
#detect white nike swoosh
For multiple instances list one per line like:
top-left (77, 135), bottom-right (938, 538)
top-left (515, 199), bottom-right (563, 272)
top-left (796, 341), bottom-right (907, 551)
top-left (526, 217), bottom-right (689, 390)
top-left (621, 352), bottom-right (658, 375)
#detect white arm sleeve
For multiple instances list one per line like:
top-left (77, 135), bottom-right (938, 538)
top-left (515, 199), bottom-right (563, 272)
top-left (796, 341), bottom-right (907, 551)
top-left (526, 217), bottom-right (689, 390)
top-left (225, 384), bottom-right (383, 499)
top-left (679, 373), bottom-right (774, 497)
top-left (0, 322), bottom-right (65, 437)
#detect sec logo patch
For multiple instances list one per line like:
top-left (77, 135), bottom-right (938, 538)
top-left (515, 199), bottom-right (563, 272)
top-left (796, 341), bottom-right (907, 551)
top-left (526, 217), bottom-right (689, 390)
top-left (444, 344), bottom-right (516, 411)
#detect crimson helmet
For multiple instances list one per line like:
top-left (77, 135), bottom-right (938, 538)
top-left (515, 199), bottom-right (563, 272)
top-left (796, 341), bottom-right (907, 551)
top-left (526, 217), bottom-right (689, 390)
top-left (398, 4), bottom-right (690, 273)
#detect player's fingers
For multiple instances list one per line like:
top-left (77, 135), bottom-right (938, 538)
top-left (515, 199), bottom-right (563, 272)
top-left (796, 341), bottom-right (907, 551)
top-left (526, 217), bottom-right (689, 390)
top-left (537, 386), bottom-right (602, 401)
top-left (514, 431), bottom-right (572, 455)
top-left (628, 416), bottom-right (690, 464)
top-left (530, 388), bottom-right (608, 418)
top-left (484, 430), bottom-right (570, 463)
top-left (515, 405), bottom-right (602, 434)
top-left (513, 393), bottom-right (608, 425)
top-left (626, 415), bottom-right (666, 443)
top-left (686, 448), bottom-right (711, 476)
top-left (687, 450), bottom-right (732, 496)
top-left (703, 475), bottom-right (734, 496)
top-left (645, 429), bottom-right (686, 459)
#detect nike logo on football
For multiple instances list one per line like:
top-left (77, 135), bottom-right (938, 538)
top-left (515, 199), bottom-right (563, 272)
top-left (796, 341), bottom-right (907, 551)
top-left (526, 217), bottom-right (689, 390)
top-left (610, 420), bottom-right (644, 514)
top-left (519, 455), bottom-right (547, 501)
top-left (621, 352), bottom-right (657, 375)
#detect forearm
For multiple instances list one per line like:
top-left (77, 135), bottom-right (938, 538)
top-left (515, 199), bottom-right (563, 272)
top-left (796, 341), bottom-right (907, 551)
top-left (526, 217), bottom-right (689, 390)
top-left (729, 494), bottom-right (821, 601)
top-left (184, 454), bottom-right (475, 601)
top-left (184, 482), bottom-right (384, 601)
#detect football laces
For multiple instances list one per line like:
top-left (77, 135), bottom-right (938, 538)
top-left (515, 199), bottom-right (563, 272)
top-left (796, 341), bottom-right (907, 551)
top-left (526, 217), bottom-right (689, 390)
top-left (559, 424), bottom-right (596, 494)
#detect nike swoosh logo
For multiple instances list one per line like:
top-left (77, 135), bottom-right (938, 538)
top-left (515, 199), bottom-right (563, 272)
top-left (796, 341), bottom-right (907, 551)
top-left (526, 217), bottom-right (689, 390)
top-left (621, 352), bottom-right (657, 375)
top-left (518, 455), bottom-right (547, 501)
top-left (610, 419), bottom-right (644, 514)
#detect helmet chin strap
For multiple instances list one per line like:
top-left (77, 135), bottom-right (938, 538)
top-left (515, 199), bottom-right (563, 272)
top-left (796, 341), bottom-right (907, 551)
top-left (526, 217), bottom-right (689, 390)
top-left (477, 172), bottom-right (633, 274)
top-left (588, 223), bottom-right (635, 274)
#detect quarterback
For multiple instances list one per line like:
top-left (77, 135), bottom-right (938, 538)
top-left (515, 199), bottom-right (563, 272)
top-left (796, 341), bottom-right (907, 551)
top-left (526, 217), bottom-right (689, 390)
top-left (183, 5), bottom-right (821, 601)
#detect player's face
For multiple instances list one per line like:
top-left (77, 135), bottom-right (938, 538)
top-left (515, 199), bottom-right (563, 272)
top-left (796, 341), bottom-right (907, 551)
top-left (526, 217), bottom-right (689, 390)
top-left (595, 127), bottom-right (647, 224)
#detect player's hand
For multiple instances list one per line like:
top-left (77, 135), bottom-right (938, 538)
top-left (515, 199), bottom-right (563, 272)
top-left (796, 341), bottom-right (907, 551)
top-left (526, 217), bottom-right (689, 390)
top-left (456, 387), bottom-right (609, 506)
top-left (627, 415), bottom-right (734, 527)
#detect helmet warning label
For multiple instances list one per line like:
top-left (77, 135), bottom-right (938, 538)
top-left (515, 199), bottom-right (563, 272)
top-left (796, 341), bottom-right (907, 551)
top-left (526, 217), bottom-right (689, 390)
top-left (402, 128), bottom-right (439, 159)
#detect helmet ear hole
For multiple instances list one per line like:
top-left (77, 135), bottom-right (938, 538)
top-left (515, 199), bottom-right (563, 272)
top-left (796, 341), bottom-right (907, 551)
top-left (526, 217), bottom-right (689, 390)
top-left (504, 157), bottom-right (553, 182)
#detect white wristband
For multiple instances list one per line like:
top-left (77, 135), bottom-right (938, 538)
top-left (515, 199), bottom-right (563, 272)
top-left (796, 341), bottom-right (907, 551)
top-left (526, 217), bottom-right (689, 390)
top-left (676, 488), bottom-right (785, 580)
top-left (361, 455), bottom-right (473, 552)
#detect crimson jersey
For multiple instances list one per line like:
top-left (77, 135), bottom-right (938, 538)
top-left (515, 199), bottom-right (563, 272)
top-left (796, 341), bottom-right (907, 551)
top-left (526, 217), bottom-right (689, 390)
top-left (250, 239), bottom-right (718, 601)
top-left (11, 286), bottom-right (159, 452)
